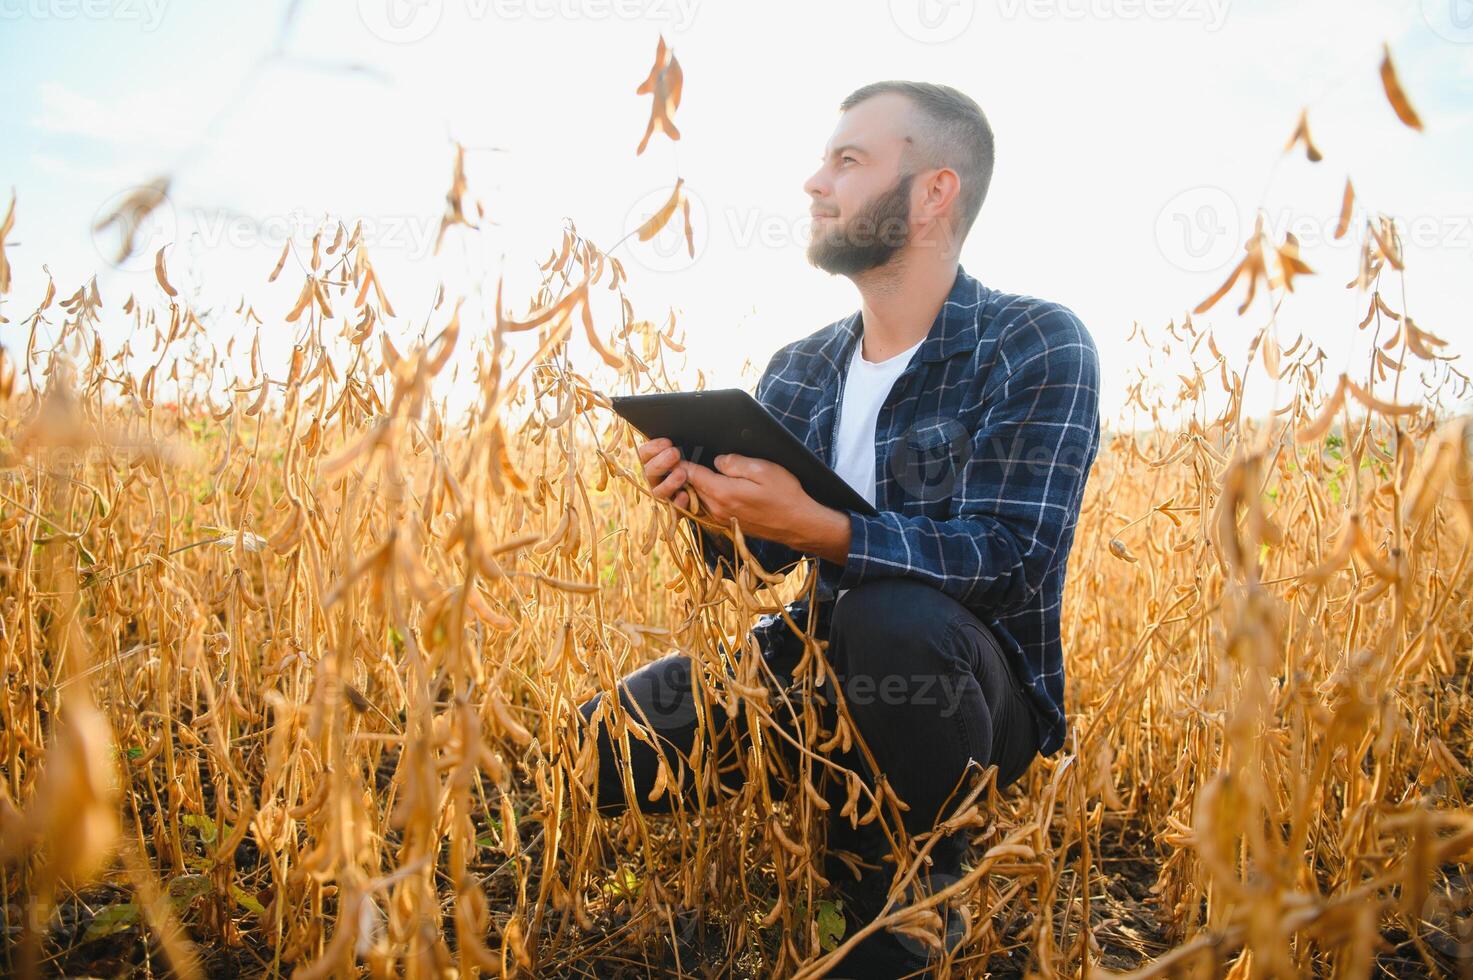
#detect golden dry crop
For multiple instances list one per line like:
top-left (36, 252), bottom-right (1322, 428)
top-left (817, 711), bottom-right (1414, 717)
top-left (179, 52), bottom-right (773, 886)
top-left (0, 39), bottom-right (1470, 980)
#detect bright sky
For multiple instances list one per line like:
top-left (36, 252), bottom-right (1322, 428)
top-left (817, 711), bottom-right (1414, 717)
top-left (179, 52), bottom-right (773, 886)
top-left (1, 0), bottom-right (1470, 425)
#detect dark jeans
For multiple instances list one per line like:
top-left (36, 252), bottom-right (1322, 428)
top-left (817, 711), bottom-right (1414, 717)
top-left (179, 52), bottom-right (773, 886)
top-left (574, 578), bottom-right (1042, 880)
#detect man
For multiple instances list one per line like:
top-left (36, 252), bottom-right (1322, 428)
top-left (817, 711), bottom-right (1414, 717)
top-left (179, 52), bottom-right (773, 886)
top-left (578, 80), bottom-right (1100, 976)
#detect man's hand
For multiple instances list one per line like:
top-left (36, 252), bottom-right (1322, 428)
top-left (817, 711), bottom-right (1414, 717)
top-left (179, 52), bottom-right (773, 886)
top-left (680, 453), bottom-right (852, 566)
top-left (635, 437), bottom-right (851, 564)
top-left (636, 436), bottom-right (691, 510)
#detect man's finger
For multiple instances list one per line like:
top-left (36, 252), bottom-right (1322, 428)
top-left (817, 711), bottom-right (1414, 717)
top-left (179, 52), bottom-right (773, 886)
top-left (636, 437), bottom-right (673, 464)
top-left (683, 461), bottom-right (727, 495)
top-left (653, 464), bottom-right (687, 500)
top-left (683, 459), bottom-right (712, 481)
top-left (642, 445), bottom-right (681, 485)
top-left (713, 453), bottom-right (758, 478)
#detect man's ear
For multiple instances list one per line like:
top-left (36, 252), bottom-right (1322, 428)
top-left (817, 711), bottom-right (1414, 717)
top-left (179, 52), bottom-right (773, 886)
top-left (921, 167), bottom-right (961, 221)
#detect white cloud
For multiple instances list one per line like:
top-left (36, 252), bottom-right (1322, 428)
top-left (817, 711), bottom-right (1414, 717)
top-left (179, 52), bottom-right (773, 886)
top-left (31, 79), bottom-right (202, 151)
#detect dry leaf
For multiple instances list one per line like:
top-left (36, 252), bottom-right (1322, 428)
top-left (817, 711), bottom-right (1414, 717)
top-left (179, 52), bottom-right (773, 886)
top-left (1333, 178), bottom-right (1355, 240)
top-left (154, 245), bottom-right (178, 299)
top-left (1379, 42), bottom-right (1424, 131)
top-left (92, 175), bottom-right (171, 266)
top-left (1283, 108), bottom-right (1323, 162)
top-left (636, 178), bottom-right (684, 242)
top-left (635, 35), bottom-right (683, 154)
top-left (435, 142), bottom-right (478, 254)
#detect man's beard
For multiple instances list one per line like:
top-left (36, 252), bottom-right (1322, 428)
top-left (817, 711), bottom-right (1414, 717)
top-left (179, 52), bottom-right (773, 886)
top-left (806, 171), bottom-right (915, 276)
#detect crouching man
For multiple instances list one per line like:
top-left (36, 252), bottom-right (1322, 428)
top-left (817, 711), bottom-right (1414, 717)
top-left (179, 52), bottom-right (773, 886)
top-left (578, 79), bottom-right (1101, 977)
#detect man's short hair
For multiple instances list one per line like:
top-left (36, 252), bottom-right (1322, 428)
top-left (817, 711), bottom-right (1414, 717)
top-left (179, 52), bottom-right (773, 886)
top-left (839, 81), bottom-right (995, 245)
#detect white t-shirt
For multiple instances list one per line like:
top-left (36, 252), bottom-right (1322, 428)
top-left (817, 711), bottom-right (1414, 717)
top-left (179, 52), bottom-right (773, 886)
top-left (832, 333), bottom-right (925, 600)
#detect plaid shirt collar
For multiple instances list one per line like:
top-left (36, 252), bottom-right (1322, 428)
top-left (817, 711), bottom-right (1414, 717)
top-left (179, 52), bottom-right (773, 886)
top-left (802, 264), bottom-right (985, 474)
top-left (807, 263), bottom-right (982, 377)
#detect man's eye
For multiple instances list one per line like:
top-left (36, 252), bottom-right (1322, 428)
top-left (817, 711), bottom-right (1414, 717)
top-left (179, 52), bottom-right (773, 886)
top-left (841, 156), bottom-right (857, 164)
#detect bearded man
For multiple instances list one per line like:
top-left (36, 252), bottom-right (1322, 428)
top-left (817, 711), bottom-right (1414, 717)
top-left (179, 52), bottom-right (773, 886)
top-left (580, 80), bottom-right (1101, 978)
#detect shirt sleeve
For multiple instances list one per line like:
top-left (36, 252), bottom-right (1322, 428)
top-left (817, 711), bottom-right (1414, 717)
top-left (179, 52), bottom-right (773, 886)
top-left (817, 305), bottom-right (1101, 613)
top-left (693, 521), bottom-right (805, 580)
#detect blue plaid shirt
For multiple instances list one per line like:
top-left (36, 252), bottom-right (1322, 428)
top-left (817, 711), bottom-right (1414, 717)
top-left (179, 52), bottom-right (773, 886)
top-left (694, 264), bottom-right (1100, 755)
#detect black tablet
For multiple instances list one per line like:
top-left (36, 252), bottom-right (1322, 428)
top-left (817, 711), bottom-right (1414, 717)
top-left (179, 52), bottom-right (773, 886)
top-left (610, 388), bottom-right (880, 517)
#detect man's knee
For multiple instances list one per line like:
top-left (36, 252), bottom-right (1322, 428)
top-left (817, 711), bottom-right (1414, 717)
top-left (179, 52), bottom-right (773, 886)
top-left (828, 579), bottom-right (976, 717)
top-left (830, 579), bottom-right (966, 667)
top-left (600, 652), bottom-right (703, 731)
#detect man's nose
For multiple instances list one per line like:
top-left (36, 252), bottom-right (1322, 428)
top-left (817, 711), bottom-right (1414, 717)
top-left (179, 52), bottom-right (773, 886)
top-left (803, 167), bottom-right (829, 201)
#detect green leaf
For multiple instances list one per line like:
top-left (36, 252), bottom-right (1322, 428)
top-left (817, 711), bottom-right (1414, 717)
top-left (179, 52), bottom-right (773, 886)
top-left (231, 885), bottom-right (267, 917)
top-left (82, 902), bottom-right (141, 943)
top-left (474, 816), bottom-right (504, 849)
top-left (126, 745), bottom-right (143, 759)
top-left (816, 899), bottom-right (845, 952)
top-left (602, 867), bottom-right (642, 900)
top-left (183, 813), bottom-right (218, 844)
top-left (167, 873), bottom-right (212, 906)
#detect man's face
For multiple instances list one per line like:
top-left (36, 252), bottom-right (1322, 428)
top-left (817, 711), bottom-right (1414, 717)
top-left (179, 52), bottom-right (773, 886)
top-left (803, 93), bottom-right (918, 276)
